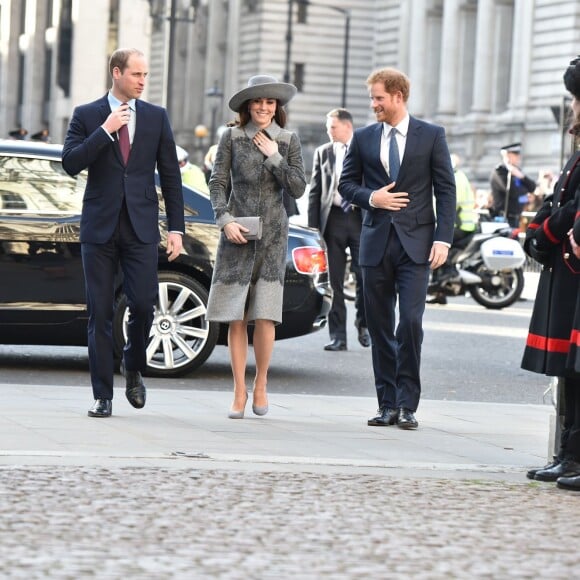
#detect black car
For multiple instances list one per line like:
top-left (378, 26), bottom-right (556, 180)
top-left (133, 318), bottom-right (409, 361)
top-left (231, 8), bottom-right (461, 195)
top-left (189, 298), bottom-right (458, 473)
top-left (0, 140), bottom-right (331, 376)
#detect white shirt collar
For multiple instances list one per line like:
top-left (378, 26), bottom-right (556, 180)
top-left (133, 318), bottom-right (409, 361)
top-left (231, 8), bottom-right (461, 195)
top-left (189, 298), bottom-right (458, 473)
top-left (108, 92), bottom-right (136, 111)
top-left (383, 114), bottom-right (409, 137)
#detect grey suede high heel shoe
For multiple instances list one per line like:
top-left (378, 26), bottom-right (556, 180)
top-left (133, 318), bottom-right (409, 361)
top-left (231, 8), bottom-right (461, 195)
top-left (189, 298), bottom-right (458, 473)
top-left (252, 403), bottom-right (269, 416)
top-left (228, 392), bottom-right (248, 419)
top-left (252, 389), bottom-right (269, 416)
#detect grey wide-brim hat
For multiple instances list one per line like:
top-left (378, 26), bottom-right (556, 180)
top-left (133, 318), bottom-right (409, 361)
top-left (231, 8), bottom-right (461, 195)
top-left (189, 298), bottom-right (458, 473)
top-left (228, 75), bottom-right (297, 113)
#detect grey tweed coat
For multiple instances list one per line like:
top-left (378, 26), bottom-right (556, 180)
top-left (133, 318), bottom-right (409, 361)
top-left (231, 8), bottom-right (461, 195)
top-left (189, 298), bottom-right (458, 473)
top-left (206, 121), bottom-right (306, 324)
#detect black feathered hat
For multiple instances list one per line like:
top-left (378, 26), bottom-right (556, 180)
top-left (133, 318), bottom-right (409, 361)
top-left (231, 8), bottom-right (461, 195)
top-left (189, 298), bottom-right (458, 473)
top-left (563, 55), bottom-right (580, 99)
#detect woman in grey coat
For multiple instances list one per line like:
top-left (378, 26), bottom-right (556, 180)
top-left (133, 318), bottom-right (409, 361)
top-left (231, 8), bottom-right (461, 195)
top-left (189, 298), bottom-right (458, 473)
top-left (207, 75), bottom-right (306, 419)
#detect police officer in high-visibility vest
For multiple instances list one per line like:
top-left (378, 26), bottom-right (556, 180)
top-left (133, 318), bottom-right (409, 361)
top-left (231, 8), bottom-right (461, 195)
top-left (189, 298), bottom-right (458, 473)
top-left (427, 153), bottom-right (478, 305)
top-left (452, 153), bottom-right (478, 241)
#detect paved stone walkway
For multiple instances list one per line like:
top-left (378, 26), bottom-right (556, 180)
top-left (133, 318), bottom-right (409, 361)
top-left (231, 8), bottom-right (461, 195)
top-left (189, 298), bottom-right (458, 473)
top-left (1, 466), bottom-right (578, 579)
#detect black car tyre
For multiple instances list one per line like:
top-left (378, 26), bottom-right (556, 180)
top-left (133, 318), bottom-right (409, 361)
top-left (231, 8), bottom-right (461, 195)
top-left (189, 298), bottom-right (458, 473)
top-left (113, 271), bottom-right (219, 377)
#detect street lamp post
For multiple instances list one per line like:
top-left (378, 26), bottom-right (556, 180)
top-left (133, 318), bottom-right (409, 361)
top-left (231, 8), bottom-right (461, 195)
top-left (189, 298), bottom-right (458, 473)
top-left (149, 0), bottom-right (201, 121)
top-left (339, 8), bottom-right (350, 108)
top-left (205, 82), bottom-right (224, 145)
top-left (283, 0), bottom-right (294, 84)
top-left (166, 0), bottom-right (178, 120)
top-left (283, 0), bottom-right (351, 107)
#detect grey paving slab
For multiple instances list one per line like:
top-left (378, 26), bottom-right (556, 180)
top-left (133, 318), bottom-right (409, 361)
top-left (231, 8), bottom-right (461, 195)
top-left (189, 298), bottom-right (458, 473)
top-left (0, 383), bottom-right (551, 478)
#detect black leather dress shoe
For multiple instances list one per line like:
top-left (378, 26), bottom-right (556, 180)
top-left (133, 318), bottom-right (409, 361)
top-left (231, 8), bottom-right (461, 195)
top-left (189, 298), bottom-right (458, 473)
top-left (557, 474), bottom-right (580, 491)
top-left (534, 458), bottom-right (580, 482)
top-left (324, 339), bottom-right (347, 351)
top-left (368, 407), bottom-right (398, 427)
top-left (397, 408), bottom-right (419, 430)
top-left (88, 399), bottom-right (112, 418)
top-left (125, 370), bottom-right (146, 409)
top-left (357, 326), bottom-right (371, 348)
top-left (526, 459), bottom-right (560, 480)
top-left (426, 293), bottom-right (447, 305)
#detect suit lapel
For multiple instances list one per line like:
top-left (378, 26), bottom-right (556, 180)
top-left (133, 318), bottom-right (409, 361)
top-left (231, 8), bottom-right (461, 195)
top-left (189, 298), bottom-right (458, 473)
top-left (369, 123), bottom-right (389, 182)
top-left (326, 145), bottom-right (337, 193)
top-left (398, 116), bottom-right (421, 179)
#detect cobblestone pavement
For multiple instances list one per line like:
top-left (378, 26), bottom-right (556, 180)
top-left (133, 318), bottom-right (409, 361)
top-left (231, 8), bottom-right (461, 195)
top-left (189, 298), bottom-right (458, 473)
top-left (1, 466), bottom-right (578, 579)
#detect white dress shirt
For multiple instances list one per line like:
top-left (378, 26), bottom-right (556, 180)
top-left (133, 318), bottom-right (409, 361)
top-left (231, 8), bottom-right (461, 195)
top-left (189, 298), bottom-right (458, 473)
top-left (333, 140), bottom-right (350, 207)
top-left (103, 92), bottom-right (136, 144)
top-left (380, 115), bottom-right (409, 176)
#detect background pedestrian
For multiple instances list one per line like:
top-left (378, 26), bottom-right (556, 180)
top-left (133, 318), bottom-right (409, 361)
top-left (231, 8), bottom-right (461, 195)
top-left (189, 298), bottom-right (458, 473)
top-left (308, 108), bottom-right (370, 351)
top-left (489, 142), bottom-right (536, 227)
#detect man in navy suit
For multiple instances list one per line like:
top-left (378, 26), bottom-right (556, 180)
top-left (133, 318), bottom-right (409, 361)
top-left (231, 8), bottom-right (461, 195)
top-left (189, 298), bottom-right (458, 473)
top-left (339, 67), bottom-right (456, 429)
top-left (62, 48), bottom-right (184, 418)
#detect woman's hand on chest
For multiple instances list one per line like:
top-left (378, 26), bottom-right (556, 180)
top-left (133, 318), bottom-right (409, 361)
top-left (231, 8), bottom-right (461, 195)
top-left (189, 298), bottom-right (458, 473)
top-left (253, 131), bottom-right (278, 158)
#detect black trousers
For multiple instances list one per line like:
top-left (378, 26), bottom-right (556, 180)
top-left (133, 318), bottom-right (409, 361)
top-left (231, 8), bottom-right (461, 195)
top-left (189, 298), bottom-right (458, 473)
top-left (560, 376), bottom-right (580, 461)
top-left (324, 206), bottom-right (366, 342)
top-left (81, 202), bottom-right (158, 400)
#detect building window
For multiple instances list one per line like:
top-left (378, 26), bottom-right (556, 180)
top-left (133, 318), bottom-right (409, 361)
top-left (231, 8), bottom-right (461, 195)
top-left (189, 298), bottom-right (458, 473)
top-left (57, 0), bottom-right (73, 97)
top-left (46, 0), bottom-right (54, 26)
top-left (19, 1), bottom-right (26, 34)
top-left (294, 63), bottom-right (304, 92)
top-left (297, 1), bottom-right (307, 24)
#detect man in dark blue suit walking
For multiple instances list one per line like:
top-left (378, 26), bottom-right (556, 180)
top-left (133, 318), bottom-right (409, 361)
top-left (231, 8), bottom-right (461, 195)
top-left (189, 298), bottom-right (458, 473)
top-left (339, 67), bottom-right (456, 429)
top-left (62, 48), bottom-right (184, 418)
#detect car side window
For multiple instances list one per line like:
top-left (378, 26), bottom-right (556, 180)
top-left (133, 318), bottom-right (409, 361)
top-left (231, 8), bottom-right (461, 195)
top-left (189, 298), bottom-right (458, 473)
top-left (0, 155), bottom-right (86, 213)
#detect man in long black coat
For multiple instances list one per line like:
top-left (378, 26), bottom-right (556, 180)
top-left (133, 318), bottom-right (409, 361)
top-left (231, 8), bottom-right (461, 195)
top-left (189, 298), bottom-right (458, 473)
top-left (522, 55), bottom-right (580, 490)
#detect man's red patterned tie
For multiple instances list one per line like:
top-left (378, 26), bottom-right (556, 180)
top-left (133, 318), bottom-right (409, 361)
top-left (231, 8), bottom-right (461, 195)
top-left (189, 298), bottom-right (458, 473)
top-left (118, 103), bottom-right (130, 165)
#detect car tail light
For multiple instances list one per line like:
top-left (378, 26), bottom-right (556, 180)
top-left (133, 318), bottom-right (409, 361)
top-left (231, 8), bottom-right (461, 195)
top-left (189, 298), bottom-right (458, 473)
top-left (292, 246), bottom-right (328, 275)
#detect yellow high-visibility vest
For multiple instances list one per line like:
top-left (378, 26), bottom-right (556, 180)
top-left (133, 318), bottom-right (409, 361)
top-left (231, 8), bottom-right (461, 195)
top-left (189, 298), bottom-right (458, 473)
top-left (455, 169), bottom-right (477, 232)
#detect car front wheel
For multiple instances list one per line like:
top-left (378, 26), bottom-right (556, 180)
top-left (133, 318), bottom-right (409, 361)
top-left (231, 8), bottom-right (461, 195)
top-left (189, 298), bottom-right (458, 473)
top-left (113, 271), bottom-right (218, 377)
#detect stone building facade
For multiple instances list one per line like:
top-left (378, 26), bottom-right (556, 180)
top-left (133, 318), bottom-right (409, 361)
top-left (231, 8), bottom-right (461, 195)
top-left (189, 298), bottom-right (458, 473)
top-left (1, 0), bottom-right (579, 187)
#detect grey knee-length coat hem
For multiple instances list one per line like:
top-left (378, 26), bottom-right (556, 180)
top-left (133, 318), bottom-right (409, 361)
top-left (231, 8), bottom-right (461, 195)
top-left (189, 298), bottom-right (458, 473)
top-left (206, 122), bottom-right (306, 324)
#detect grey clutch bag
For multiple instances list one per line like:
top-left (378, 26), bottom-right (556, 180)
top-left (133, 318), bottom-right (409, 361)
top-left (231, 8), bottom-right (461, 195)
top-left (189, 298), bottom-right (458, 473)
top-left (235, 216), bottom-right (263, 241)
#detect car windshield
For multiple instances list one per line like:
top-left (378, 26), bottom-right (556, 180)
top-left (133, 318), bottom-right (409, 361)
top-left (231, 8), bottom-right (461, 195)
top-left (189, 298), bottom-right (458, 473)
top-left (0, 155), bottom-right (85, 213)
top-left (0, 153), bottom-right (205, 217)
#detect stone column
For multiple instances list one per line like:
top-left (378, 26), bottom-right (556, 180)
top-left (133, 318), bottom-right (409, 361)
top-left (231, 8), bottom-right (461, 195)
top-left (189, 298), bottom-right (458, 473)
top-left (406, 0), bottom-right (428, 116)
top-left (507, 0), bottom-right (533, 111)
top-left (470, 0), bottom-right (495, 114)
top-left (437, 0), bottom-right (461, 115)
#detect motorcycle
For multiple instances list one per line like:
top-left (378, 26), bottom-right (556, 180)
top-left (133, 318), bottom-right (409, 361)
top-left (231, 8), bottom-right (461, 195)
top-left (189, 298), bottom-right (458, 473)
top-left (427, 222), bottom-right (526, 309)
